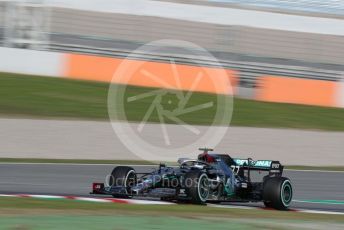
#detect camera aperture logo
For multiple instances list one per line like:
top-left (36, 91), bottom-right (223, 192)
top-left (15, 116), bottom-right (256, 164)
top-left (108, 40), bottom-right (233, 161)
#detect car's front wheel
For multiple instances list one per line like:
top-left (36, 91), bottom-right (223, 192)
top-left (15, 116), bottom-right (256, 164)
top-left (108, 166), bottom-right (137, 198)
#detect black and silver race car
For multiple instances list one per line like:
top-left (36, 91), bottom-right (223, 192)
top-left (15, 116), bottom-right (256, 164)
top-left (91, 148), bottom-right (293, 210)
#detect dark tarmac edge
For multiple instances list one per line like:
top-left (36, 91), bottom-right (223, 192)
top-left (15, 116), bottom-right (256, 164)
top-left (0, 164), bottom-right (344, 214)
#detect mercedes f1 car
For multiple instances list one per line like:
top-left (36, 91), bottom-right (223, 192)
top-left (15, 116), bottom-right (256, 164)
top-left (91, 148), bottom-right (293, 210)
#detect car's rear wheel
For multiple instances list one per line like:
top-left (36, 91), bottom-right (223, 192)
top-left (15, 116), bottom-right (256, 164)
top-left (185, 170), bottom-right (210, 204)
top-left (108, 166), bottom-right (137, 198)
top-left (263, 177), bottom-right (293, 210)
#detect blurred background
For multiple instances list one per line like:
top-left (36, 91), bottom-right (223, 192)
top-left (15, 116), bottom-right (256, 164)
top-left (0, 0), bottom-right (343, 165)
top-left (1, 0), bottom-right (344, 102)
top-left (0, 1), bottom-right (344, 228)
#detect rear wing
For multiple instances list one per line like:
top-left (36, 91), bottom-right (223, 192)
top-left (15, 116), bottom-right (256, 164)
top-left (233, 158), bottom-right (284, 175)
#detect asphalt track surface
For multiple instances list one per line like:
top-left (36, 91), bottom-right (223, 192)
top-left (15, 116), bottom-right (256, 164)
top-left (0, 163), bottom-right (343, 213)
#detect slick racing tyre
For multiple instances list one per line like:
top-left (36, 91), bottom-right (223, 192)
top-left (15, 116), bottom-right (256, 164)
top-left (108, 166), bottom-right (137, 198)
top-left (185, 170), bottom-right (210, 204)
top-left (263, 177), bottom-right (293, 210)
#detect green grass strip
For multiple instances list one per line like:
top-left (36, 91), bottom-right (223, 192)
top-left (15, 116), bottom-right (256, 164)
top-left (1, 72), bottom-right (344, 130)
top-left (0, 215), bottom-right (260, 230)
top-left (1, 197), bottom-right (344, 222)
top-left (2, 215), bottom-right (339, 230)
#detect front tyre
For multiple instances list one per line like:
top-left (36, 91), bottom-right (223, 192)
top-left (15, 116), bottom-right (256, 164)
top-left (185, 170), bottom-right (210, 204)
top-left (263, 177), bottom-right (293, 210)
top-left (108, 166), bottom-right (137, 198)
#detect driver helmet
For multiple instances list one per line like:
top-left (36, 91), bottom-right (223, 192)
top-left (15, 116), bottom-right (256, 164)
top-left (198, 152), bottom-right (215, 163)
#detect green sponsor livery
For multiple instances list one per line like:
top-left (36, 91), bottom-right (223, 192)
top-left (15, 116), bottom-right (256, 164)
top-left (233, 159), bottom-right (272, 168)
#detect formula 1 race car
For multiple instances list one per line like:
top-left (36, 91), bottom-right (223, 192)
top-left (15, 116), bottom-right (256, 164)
top-left (91, 148), bottom-right (293, 210)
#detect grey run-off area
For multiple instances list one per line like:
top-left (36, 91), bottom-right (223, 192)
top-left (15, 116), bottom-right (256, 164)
top-left (0, 118), bottom-right (343, 166)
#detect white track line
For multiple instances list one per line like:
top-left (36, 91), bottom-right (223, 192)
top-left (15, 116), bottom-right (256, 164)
top-left (297, 209), bottom-right (344, 215)
top-left (208, 204), bottom-right (256, 210)
top-left (126, 199), bottom-right (175, 205)
top-left (76, 197), bottom-right (112, 203)
top-left (29, 194), bottom-right (65, 199)
top-left (0, 194), bottom-right (17, 197)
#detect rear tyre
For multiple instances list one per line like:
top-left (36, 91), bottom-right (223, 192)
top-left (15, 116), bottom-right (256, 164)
top-left (108, 166), bottom-right (137, 198)
top-left (184, 170), bottom-right (210, 204)
top-left (263, 177), bottom-right (293, 210)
